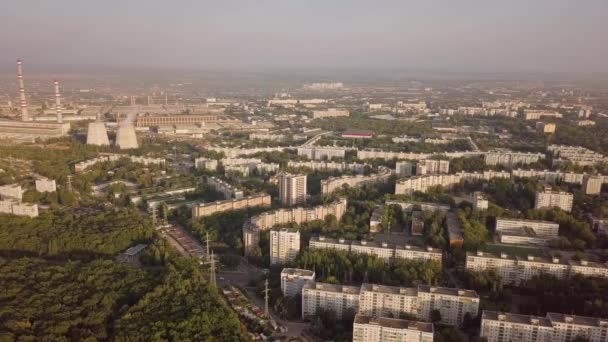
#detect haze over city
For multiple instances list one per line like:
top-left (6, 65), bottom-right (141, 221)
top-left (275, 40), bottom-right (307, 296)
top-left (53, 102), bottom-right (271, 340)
top-left (2, 0), bottom-right (608, 74)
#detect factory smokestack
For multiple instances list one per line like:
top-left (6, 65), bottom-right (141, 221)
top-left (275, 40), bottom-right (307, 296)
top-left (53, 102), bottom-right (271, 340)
top-left (54, 80), bottom-right (63, 123)
top-left (17, 60), bottom-right (30, 121)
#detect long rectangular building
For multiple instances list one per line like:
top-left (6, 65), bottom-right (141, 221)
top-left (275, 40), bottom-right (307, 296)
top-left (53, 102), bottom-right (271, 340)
top-left (466, 251), bottom-right (608, 285)
top-left (302, 282), bottom-right (479, 327)
top-left (481, 310), bottom-right (608, 342)
top-left (309, 236), bottom-right (442, 264)
top-left (353, 314), bottom-right (434, 342)
top-left (191, 193), bottom-right (271, 218)
top-left (395, 174), bottom-right (462, 195)
top-left (320, 166), bottom-right (391, 194)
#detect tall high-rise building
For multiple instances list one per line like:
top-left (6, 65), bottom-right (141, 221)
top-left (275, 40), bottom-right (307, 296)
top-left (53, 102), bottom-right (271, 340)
top-left (278, 173), bottom-right (307, 206)
top-left (270, 228), bottom-right (300, 265)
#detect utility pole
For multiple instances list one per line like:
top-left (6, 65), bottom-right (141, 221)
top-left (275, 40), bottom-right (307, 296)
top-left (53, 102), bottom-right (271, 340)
top-left (66, 175), bottom-right (72, 192)
top-left (205, 231), bottom-right (211, 261)
top-left (162, 204), bottom-right (168, 225)
top-left (263, 278), bottom-right (270, 318)
top-left (151, 206), bottom-right (157, 226)
top-left (209, 251), bottom-right (216, 287)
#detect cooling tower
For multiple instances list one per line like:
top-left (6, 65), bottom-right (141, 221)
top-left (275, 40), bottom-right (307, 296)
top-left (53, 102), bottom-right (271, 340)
top-left (115, 107), bottom-right (139, 149)
top-left (86, 122), bottom-right (110, 146)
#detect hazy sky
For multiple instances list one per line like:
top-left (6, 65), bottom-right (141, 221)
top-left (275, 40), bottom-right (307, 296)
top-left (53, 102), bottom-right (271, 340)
top-left (1, 0), bottom-right (607, 73)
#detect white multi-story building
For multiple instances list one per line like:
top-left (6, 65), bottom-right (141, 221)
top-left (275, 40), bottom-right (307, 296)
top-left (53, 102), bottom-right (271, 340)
top-left (395, 174), bottom-right (461, 195)
top-left (311, 108), bottom-right (350, 119)
top-left (473, 192), bottom-right (489, 210)
top-left (206, 176), bottom-right (244, 199)
top-left (417, 285), bottom-right (480, 326)
top-left (302, 282), bottom-right (361, 319)
top-left (249, 132), bottom-right (286, 141)
top-left (320, 166), bottom-right (391, 194)
top-left (297, 147), bottom-right (346, 160)
top-left (523, 109), bottom-right (563, 120)
top-left (481, 310), bottom-right (608, 342)
top-left (534, 189), bottom-right (574, 212)
top-left (243, 198), bottom-right (347, 255)
top-left (194, 157), bottom-right (218, 171)
top-left (548, 145), bottom-right (607, 167)
top-left (287, 160), bottom-right (366, 174)
top-left (0, 200), bottom-right (39, 217)
top-left (35, 178), bottom-right (56, 193)
top-left (466, 251), bottom-right (608, 285)
top-left (10, 202), bottom-right (39, 217)
top-left (278, 173), bottom-right (307, 206)
top-left (0, 184), bottom-right (23, 201)
top-left (309, 236), bottom-right (442, 264)
top-left (270, 228), bottom-right (300, 265)
top-left (416, 159), bottom-right (450, 175)
top-left (495, 218), bottom-right (559, 238)
top-left (353, 314), bottom-right (434, 342)
top-left (583, 175), bottom-right (603, 195)
top-left (303, 282), bottom-right (479, 326)
top-left (396, 161), bottom-right (415, 177)
top-left (484, 151), bottom-right (544, 167)
top-left (280, 268), bottom-right (315, 298)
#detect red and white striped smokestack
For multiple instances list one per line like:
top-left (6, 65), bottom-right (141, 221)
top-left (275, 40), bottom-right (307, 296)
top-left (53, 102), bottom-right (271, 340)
top-left (17, 59), bottom-right (30, 121)
top-left (54, 80), bottom-right (63, 123)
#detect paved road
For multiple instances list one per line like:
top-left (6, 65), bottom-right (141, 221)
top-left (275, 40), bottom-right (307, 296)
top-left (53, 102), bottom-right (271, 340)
top-left (218, 257), bottom-right (311, 341)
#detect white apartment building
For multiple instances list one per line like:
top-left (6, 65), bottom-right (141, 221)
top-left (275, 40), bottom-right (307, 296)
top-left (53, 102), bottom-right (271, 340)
top-left (309, 236), bottom-right (442, 264)
top-left (270, 228), bottom-right (300, 265)
top-left (0, 200), bottom-right (39, 217)
top-left (278, 173), bottom-right (307, 206)
top-left (534, 189), bottom-right (573, 212)
top-left (583, 175), bottom-right (603, 195)
top-left (523, 109), bottom-right (563, 120)
top-left (311, 108), bottom-right (350, 119)
top-left (358, 284), bottom-right (420, 319)
top-left (302, 282), bottom-right (361, 319)
top-left (498, 227), bottom-right (552, 246)
top-left (249, 132), bottom-right (286, 141)
top-left (10, 202), bottom-right (39, 217)
top-left (281, 268), bottom-right (315, 298)
top-left (243, 198), bottom-right (347, 255)
top-left (320, 166), bottom-right (391, 194)
top-left (473, 192), bottom-right (489, 210)
top-left (416, 159), bottom-right (450, 175)
top-left (35, 178), bottom-right (56, 193)
top-left (353, 314), bottom-right (434, 342)
top-left (287, 160), bottom-right (366, 174)
top-left (206, 176), bottom-right (244, 199)
top-left (495, 218), bottom-right (559, 238)
top-left (303, 281), bottom-right (479, 327)
top-left (395, 174), bottom-right (462, 195)
top-left (481, 310), bottom-right (608, 342)
top-left (0, 184), bottom-right (23, 201)
top-left (396, 161), bottom-right (415, 177)
top-left (466, 251), bottom-right (608, 285)
top-left (548, 145), bottom-right (607, 167)
top-left (417, 285), bottom-right (480, 326)
top-left (297, 147), bottom-right (346, 160)
top-left (484, 151), bottom-right (545, 167)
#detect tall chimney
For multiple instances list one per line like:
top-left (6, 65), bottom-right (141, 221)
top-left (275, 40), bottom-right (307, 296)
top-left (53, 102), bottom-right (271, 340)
top-left (17, 59), bottom-right (29, 121)
top-left (54, 80), bottom-right (63, 123)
